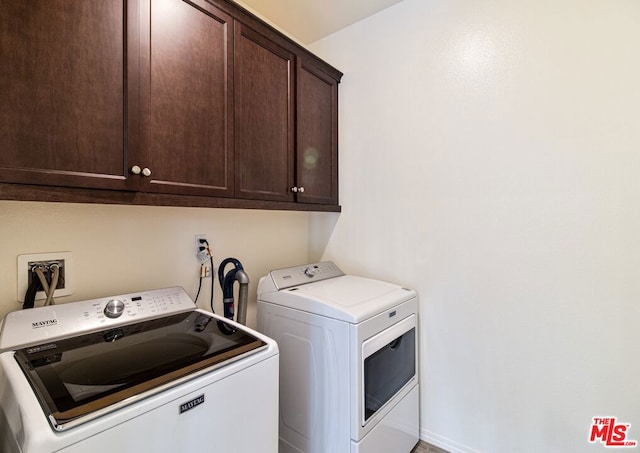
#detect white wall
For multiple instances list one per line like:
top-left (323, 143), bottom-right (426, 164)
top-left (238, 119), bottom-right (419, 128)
top-left (310, 0), bottom-right (640, 452)
top-left (0, 200), bottom-right (311, 326)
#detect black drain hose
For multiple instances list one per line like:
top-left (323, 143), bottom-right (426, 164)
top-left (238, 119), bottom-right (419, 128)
top-left (216, 258), bottom-right (249, 335)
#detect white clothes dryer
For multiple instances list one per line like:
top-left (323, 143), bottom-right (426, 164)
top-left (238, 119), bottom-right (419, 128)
top-left (257, 262), bottom-right (419, 453)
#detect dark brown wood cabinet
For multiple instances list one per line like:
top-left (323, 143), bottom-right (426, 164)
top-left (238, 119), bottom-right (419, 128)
top-left (234, 23), bottom-right (342, 206)
top-left (139, 0), bottom-right (234, 198)
top-left (296, 57), bottom-right (340, 205)
top-left (0, 0), bottom-right (342, 211)
top-left (234, 22), bottom-right (295, 202)
top-left (0, 1), bottom-right (131, 191)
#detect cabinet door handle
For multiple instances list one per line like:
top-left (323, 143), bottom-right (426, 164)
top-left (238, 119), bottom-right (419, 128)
top-left (298, 186), bottom-right (305, 193)
top-left (291, 187), bottom-right (298, 193)
top-left (291, 186), bottom-right (305, 193)
top-left (130, 165), bottom-right (141, 175)
top-left (142, 167), bottom-right (152, 177)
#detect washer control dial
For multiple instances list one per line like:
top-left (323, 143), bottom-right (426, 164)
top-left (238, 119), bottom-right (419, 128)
top-left (104, 299), bottom-right (126, 318)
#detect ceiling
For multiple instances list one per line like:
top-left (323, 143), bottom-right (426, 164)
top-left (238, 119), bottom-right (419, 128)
top-left (235, 0), bottom-right (404, 44)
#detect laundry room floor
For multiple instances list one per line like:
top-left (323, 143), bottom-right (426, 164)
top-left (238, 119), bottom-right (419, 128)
top-left (412, 441), bottom-right (449, 453)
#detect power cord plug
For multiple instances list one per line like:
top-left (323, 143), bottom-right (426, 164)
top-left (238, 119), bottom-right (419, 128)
top-left (196, 239), bottom-right (211, 265)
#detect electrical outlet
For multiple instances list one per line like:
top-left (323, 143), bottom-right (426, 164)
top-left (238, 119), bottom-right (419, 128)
top-left (17, 252), bottom-right (73, 302)
top-left (194, 234), bottom-right (211, 264)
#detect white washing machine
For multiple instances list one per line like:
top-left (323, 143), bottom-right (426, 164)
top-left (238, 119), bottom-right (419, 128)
top-left (0, 287), bottom-right (279, 453)
top-left (257, 262), bottom-right (419, 453)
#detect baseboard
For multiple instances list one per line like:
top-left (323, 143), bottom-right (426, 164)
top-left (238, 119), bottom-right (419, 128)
top-left (420, 429), bottom-right (481, 453)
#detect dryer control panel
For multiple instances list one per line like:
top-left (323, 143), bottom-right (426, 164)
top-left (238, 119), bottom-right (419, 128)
top-left (268, 261), bottom-right (345, 290)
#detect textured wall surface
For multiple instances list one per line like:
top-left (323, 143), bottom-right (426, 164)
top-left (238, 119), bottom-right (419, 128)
top-left (310, 1), bottom-right (640, 451)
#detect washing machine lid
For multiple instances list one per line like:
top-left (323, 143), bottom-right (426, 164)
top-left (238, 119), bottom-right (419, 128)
top-left (260, 275), bottom-right (416, 323)
top-left (12, 310), bottom-right (266, 431)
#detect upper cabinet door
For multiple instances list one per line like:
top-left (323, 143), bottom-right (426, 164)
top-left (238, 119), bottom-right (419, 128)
top-left (0, 1), bottom-right (132, 190)
top-left (234, 22), bottom-right (295, 202)
top-left (137, 0), bottom-right (234, 197)
top-left (295, 58), bottom-right (340, 205)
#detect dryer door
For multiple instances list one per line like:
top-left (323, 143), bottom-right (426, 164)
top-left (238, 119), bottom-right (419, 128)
top-left (361, 314), bottom-right (416, 426)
